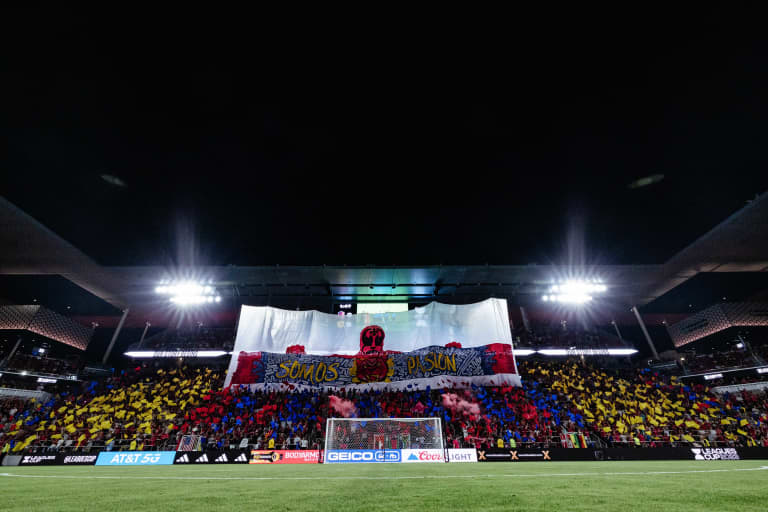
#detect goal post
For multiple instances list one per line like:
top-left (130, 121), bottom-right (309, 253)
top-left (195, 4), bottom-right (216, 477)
top-left (324, 418), bottom-right (445, 463)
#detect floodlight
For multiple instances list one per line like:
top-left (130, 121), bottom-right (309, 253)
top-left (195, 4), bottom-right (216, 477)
top-left (170, 295), bottom-right (207, 306)
top-left (156, 280), bottom-right (220, 306)
top-left (542, 278), bottom-right (607, 304)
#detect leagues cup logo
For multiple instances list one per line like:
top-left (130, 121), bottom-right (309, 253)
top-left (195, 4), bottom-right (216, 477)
top-left (692, 448), bottom-right (740, 460)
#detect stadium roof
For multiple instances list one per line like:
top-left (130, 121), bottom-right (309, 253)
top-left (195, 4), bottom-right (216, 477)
top-left (1, 191), bottom-right (768, 325)
top-left (3, 12), bottom-right (768, 325)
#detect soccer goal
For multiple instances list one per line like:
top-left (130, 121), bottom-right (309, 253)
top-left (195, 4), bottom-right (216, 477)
top-left (324, 418), bottom-right (445, 463)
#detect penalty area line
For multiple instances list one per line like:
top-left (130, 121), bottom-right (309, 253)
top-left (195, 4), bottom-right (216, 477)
top-left (1, 466), bottom-right (767, 481)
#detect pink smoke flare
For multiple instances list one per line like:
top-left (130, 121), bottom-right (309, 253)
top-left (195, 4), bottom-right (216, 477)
top-left (329, 395), bottom-right (357, 418)
top-left (441, 392), bottom-right (480, 416)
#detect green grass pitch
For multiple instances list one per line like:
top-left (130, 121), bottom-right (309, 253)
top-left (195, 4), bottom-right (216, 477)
top-left (2, 460), bottom-right (767, 511)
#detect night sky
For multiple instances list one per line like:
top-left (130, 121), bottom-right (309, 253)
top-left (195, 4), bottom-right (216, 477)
top-left (3, 9), bottom-right (768, 268)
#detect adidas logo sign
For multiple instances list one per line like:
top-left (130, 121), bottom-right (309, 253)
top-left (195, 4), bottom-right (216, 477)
top-left (195, 454), bottom-right (209, 463)
top-left (235, 453), bottom-right (248, 463)
top-left (215, 454), bottom-right (228, 463)
top-left (176, 454), bottom-right (190, 463)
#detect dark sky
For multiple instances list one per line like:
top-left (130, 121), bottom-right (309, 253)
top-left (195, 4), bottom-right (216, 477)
top-left (3, 8), bottom-right (768, 268)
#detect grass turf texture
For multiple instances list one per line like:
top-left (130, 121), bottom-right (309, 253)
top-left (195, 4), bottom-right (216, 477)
top-left (2, 460), bottom-right (768, 511)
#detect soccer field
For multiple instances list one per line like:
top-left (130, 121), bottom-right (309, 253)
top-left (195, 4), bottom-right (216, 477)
top-left (2, 460), bottom-right (767, 511)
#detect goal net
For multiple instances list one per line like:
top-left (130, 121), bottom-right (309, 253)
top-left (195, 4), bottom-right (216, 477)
top-left (324, 418), bottom-right (444, 462)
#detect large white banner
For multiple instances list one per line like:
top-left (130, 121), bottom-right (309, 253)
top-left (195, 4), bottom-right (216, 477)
top-left (225, 299), bottom-right (514, 387)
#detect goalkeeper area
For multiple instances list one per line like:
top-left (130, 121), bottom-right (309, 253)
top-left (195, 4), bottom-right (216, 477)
top-left (2, 460), bottom-right (767, 511)
top-left (325, 418), bottom-right (444, 451)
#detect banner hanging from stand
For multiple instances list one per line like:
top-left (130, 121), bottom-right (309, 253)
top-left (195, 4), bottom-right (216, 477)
top-left (225, 299), bottom-right (517, 389)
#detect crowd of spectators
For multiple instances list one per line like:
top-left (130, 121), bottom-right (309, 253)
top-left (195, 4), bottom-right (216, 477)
top-left (2, 356), bottom-right (767, 456)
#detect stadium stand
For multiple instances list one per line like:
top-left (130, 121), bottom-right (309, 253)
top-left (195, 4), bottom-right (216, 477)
top-left (3, 353), bottom-right (81, 377)
top-left (512, 322), bottom-right (628, 350)
top-left (131, 327), bottom-right (235, 351)
top-left (3, 357), bottom-right (767, 456)
top-left (683, 349), bottom-right (760, 374)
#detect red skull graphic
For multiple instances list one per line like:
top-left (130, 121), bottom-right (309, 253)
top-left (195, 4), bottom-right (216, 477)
top-left (359, 325), bottom-right (385, 355)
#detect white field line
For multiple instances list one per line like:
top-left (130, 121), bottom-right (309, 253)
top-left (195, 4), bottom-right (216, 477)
top-left (1, 466), bottom-right (767, 481)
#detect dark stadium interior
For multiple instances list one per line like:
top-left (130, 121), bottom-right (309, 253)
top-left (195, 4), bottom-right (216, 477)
top-left (2, 8), bottom-right (768, 511)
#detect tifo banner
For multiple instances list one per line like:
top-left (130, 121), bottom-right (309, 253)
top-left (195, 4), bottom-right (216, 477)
top-left (447, 449), bottom-right (478, 462)
top-left (401, 449), bottom-right (444, 463)
top-left (249, 450), bottom-right (321, 464)
top-left (228, 343), bottom-right (519, 391)
top-left (95, 451), bottom-right (176, 466)
top-left (225, 299), bottom-right (514, 387)
top-left (325, 449), bottom-right (402, 463)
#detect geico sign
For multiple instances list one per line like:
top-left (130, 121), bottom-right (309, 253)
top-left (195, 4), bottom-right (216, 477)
top-left (326, 450), bottom-right (400, 463)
